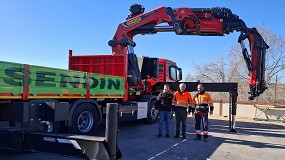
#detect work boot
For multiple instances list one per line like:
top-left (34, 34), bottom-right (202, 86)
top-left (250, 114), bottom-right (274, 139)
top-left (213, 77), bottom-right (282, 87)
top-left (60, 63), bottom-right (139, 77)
top-left (166, 134), bottom-right (170, 138)
top-left (194, 134), bottom-right (201, 141)
top-left (203, 134), bottom-right (208, 142)
top-left (157, 134), bottom-right (162, 137)
top-left (174, 134), bottom-right (179, 138)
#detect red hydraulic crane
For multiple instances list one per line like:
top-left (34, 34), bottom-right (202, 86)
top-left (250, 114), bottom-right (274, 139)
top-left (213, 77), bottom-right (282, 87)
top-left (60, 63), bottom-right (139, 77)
top-left (108, 4), bottom-right (269, 100)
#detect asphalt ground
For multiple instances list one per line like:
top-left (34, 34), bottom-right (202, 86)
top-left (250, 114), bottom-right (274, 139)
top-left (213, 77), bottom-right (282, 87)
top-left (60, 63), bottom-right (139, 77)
top-left (0, 115), bottom-right (284, 160)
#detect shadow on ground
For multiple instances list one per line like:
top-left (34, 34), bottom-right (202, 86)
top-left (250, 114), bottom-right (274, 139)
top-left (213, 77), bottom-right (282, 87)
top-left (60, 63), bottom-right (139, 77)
top-left (0, 116), bottom-right (284, 160)
top-left (117, 116), bottom-right (285, 160)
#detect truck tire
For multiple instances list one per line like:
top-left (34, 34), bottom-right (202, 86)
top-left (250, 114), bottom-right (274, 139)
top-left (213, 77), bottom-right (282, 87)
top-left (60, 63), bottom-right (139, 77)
top-left (145, 99), bottom-right (159, 124)
top-left (70, 103), bottom-right (100, 135)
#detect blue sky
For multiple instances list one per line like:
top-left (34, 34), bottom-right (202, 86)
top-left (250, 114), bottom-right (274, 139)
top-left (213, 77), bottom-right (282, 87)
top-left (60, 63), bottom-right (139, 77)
top-left (1, 0), bottom-right (284, 77)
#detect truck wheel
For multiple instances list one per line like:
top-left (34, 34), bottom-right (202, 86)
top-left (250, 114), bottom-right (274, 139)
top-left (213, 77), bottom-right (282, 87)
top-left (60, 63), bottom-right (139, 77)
top-left (40, 121), bottom-right (54, 132)
top-left (71, 103), bottom-right (99, 135)
top-left (146, 99), bottom-right (158, 124)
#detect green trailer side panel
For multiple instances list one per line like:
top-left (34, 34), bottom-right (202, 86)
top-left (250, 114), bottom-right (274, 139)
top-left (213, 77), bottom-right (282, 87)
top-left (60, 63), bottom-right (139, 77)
top-left (29, 65), bottom-right (87, 96)
top-left (89, 73), bottom-right (125, 96)
top-left (0, 61), bottom-right (24, 96)
top-left (0, 61), bottom-right (125, 99)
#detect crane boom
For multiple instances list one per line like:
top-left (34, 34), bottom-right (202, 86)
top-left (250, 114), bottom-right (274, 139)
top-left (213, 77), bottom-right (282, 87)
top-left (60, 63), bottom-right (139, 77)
top-left (108, 4), bottom-right (269, 100)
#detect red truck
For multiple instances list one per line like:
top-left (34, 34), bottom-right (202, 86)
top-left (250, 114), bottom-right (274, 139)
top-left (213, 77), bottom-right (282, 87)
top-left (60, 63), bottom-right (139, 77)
top-left (0, 4), bottom-right (268, 159)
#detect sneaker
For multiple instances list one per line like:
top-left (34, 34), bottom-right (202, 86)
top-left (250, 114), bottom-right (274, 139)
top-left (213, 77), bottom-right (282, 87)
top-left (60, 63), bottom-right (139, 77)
top-left (203, 139), bottom-right (208, 142)
top-left (157, 134), bottom-right (162, 137)
top-left (174, 134), bottom-right (179, 138)
top-left (182, 135), bottom-right (187, 139)
top-left (166, 134), bottom-right (170, 138)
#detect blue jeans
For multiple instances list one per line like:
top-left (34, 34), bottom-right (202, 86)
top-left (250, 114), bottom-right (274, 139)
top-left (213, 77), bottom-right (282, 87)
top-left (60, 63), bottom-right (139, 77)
top-left (158, 111), bottom-right (172, 134)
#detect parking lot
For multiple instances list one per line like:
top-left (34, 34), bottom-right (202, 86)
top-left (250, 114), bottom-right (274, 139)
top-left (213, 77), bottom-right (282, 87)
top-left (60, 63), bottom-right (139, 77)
top-left (1, 115), bottom-right (285, 160)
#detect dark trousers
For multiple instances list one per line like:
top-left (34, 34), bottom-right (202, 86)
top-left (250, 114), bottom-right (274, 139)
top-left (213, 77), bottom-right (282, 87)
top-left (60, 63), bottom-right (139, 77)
top-left (174, 107), bottom-right (187, 136)
top-left (195, 112), bottom-right (209, 134)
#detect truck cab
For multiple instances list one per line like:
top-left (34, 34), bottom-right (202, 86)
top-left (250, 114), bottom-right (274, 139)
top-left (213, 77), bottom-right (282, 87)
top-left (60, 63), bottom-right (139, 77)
top-left (159, 58), bottom-right (182, 82)
top-left (137, 57), bottom-right (182, 83)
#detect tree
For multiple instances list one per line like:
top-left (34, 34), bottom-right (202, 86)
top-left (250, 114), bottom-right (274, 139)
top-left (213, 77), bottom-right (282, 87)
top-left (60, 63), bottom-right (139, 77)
top-left (187, 56), bottom-right (228, 83)
top-left (185, 56), bottom-right (229, 100)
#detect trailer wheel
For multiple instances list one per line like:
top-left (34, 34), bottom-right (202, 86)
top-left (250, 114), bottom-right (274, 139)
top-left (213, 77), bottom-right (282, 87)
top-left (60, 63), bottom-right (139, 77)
top-left (146, 99), bottom-right (158, 124)
top-left (71, 103), bottom-right (99, 135)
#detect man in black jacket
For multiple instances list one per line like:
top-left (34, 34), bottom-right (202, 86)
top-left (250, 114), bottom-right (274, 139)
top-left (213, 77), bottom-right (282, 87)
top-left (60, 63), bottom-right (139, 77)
top-left (155, 84), bottom-right (174, 138)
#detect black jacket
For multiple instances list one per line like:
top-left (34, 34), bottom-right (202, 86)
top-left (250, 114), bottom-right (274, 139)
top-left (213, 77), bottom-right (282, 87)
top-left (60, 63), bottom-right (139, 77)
top-left (155, 92), bottom-right (173, 111)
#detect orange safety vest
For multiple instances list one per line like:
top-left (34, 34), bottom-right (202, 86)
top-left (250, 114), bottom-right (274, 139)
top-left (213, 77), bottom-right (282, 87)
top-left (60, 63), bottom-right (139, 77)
top-left (193, 92), bottom-right (213, 106)
top-left (173, 91), bottom-right (193, 108)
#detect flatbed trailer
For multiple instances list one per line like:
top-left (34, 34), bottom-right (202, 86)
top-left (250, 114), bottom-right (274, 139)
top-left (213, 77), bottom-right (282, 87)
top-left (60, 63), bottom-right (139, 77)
top-left (0, 50), bottom-right (165, 140)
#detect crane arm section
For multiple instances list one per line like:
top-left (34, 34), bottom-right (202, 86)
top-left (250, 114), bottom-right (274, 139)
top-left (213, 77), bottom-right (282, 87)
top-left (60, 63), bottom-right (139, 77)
top-left (109, 4), bottom-right (269, 100)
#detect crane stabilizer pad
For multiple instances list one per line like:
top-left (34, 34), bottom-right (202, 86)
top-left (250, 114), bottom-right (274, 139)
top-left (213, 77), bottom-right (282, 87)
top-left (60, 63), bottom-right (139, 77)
top-left (24, 132), bottom-right (110, 159)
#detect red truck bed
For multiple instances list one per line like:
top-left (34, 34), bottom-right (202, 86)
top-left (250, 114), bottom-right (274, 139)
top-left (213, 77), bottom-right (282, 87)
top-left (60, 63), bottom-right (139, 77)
top-left (68, 50), bottom-right (126, 77)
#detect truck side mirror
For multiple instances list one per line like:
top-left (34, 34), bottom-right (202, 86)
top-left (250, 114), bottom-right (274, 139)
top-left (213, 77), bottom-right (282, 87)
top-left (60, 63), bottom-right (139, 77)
top-left (177, 68), bottom-right (182, 81)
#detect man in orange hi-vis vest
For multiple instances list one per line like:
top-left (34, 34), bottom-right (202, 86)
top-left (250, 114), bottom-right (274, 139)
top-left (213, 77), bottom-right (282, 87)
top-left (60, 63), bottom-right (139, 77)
top-left (193, 84), bottom-right (214, 142)
top-left (173, 83), bottom-right (193, 139)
